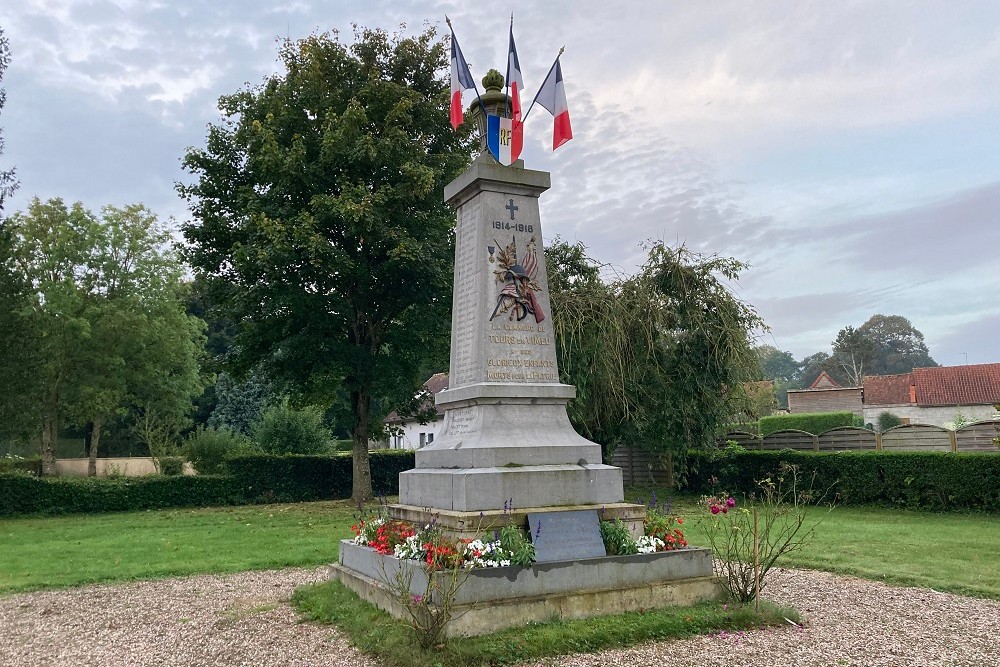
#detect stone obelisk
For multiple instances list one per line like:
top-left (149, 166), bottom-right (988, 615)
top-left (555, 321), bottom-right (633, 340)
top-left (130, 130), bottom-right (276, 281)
top-left (394, 72), bottom-right (632, 522)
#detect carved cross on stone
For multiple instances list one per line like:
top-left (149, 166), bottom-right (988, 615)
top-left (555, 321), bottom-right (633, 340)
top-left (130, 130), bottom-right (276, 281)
top-left (505, 199), bottom-right (518, 220)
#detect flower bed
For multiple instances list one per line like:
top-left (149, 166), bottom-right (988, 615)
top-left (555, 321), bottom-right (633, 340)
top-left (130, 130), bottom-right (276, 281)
top-left (351, 505), bottom-right (689, 568)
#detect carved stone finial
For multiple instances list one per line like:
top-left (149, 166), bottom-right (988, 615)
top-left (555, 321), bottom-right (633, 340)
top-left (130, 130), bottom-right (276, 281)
top-left (482, 68), bottom-right (504, 92)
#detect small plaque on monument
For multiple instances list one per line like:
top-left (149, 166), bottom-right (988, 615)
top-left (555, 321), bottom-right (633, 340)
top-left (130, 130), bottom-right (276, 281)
top-left (527, 510), bottom-right (607, 563)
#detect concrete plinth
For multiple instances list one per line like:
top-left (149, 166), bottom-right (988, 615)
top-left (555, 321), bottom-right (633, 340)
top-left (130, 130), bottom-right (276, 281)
top-left (331, 540), bottom-right (722, 637)
top-left (388, 502), bottom-right (647, 542)
top-left (398, 463), bottom-right (625, 512)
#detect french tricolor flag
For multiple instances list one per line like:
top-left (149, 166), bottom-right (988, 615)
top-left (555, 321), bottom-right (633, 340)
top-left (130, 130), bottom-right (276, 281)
top-left (506, 21), bottom-right (524, 122)
top-left (532, 57), bottom-right (573, 150)
top-left (449, 28), bottom-right (476, 130)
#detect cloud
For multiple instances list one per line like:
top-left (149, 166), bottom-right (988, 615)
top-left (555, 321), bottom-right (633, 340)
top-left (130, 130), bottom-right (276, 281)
top-left (931, 312), bottom-right (1000, 367)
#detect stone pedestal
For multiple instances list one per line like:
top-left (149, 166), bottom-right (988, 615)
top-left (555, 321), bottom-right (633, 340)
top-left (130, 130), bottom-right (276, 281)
top-left (392, 153), bottom-right (630, 522)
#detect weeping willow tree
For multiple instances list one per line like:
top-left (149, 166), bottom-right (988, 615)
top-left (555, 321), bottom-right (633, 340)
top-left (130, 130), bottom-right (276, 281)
top-left (547, 239), bottom-right (765, 465)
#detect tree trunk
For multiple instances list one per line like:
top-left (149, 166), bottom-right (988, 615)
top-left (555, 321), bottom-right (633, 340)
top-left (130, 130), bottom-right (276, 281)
top-left (351, 389), bottom-right (373, 503)
top-left (87, 419), bottom-right (103, 477)
top-left (40, 403), bottom-right (58, 477)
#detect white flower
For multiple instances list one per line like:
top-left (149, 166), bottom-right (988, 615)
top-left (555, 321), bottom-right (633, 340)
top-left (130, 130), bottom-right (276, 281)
top-left (636, 535), bottom-right (665, 554)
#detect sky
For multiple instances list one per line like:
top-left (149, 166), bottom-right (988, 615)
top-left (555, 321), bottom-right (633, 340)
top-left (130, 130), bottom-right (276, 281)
top-left (1, 1), bottom-right (998, 367)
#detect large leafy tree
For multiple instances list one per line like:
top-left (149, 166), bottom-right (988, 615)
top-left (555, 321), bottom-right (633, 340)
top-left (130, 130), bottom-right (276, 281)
top-left (549, 240), bottom-right (765, 461)
top-left (827, 314), bottom-right (937, 386)
top-left (5, 198), bottom-right (205, 474)
top-left (830, 325), bottom-right (875, 386)
top-left (858, 314), bottom-right (937, 375)
top-left (179, 26), bottom-right (474, 501)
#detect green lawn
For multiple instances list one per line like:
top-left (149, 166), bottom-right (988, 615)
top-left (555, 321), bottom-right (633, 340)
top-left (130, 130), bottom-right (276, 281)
top-left (0, 501), bottom-right (356, 594)
top-left (631, 493), bottom-right (1000, 600)
top-left (2, 495), bottom-right (999, 600)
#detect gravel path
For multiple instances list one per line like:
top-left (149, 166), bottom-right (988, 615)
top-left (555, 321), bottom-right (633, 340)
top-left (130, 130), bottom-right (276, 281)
top-left (2, 567), bottom-right (999, 666)
top-left (530, 568), bottom-right (1000, 667)
top-left (0, 568), bottom-right (375, 667)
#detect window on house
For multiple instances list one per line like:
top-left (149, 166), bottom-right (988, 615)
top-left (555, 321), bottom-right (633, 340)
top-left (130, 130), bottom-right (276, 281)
top-left (427, 433), bottom-right (434, 444)
top-left (419, 433), bottom-right (426, 448)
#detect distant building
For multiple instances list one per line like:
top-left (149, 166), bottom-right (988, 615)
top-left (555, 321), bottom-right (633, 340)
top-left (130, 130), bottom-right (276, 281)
top-left (863, 363), bottom-right (1000, 428)
top-left (381, 373), bottom-right (449, 450)
top-left (786, 371), bottom-right (863, 416)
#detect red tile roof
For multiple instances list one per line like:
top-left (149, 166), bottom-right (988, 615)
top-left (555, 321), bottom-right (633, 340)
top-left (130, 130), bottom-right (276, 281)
top-left (863, 373), bottom-right (913, 405)
top-left (864, 363), bottom-right (1000, 407)
top-left (913, 363), bottom-right (1000, 406)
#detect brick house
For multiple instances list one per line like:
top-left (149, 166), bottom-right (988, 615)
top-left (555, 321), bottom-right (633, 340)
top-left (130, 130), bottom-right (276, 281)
top-left (786, 371), bottom-right (863, 417)
top-left (863, 363), bottom-right (1000, 428)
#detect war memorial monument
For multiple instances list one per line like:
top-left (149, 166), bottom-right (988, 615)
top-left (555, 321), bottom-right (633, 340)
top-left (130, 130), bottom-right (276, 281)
top-left (331, 39), bottom-right (720, 635)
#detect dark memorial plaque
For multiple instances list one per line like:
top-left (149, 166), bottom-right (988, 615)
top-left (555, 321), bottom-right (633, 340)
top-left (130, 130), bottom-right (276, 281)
top-left (527, 510), bottom-right (607, 563)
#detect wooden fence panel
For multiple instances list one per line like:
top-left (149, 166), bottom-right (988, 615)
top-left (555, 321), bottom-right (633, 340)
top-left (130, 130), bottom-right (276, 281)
top-left (610, 447), bottom-right (674, 486)
top-left (719, 431), bottom-right (761, 450)
top-left (817, 427), bottom-right (877, 451)
top-left (956, 420), bottom-right (1000, 452)
top-left (762, 429), bottom-right (817, 451)
top-left (881, 424), bottom-right (952, 451)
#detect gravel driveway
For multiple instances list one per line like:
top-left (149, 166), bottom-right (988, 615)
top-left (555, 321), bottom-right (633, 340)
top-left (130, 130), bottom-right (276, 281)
top-left (2, 567), bottom-right (998, 666)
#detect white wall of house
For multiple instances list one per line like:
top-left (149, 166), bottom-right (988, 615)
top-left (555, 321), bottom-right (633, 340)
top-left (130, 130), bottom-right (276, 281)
top-left (863, 404), bottom-right (999, 429)
top-left (387, 418), bottom-right (443, 450)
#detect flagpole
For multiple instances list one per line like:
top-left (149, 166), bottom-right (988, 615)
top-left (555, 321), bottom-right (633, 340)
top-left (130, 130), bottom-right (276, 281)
top-left (446, 16), bottom-right (488, 119)
top-left (521, 46), bottom-right (564, 124)
top-left (504, 13), bottom-right (513, 120)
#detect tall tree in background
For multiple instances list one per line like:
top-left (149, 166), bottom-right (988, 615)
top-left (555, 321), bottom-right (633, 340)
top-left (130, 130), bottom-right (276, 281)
top-left (797, 351), bottom-right (844, 387)
top-left (858, 314), bottom-right (937, 374)
top-left (5, 199), bottom-right (205, 474)
top-left (755, 345), bottom-right (800, 407)
top-left (830, 325), bottom-right (875, 386)
top-left (179, 27), bottom-right (474, 501)
top-left (550, 240), bottom-right (765, 460)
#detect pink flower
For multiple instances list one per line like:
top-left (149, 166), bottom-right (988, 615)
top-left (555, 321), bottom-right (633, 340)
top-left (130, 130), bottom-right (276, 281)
top-left (711, 505), bottom-right (720, 515)
top-left (412, 594), bottom-right (423, 604)
top-left (726, 496), bottom-right (736, 508)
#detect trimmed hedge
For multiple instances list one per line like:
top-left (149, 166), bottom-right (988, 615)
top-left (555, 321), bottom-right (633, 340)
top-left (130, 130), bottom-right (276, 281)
top-left (0, 474), bottom-right (244, 516)
top-left (685, 449), bottom-right (1000, 512)
top-left (226, 450), bottom-right (416, 503)
top-left (758, 411), bottom-right (860, 437)
top-left (0, 450), bottom-right (418, 517)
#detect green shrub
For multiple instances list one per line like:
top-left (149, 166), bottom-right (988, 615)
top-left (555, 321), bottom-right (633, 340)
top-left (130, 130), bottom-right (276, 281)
top-left (253, 403), bottom-right (331, 455)
top-left (759, 411), bottom-right (859, 436)
top-left (685, 449), bottom-right (1000, 511)
top-left (878, 411), bottom-right (903, 432)
top-left (183, 426), bottom-right (253, 475)
top-left (0, 474), bottom-right (245, 517)
top-left (158, 457), bottom-right (185, 476)
top-left (0, 455), bottom-right (41, 476)
top-left (599, 519), bottom-right (638, 555)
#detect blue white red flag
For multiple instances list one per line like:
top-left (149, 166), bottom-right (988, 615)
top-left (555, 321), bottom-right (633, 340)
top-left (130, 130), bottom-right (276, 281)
top-left (449, 27), bottom-right (476, 130)
top-left (531, 57), bottom-right (573, 150)
top-left (487, 114), bottom-right (522, 166)
top-left (506, 19), bottom-right (524, 122)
